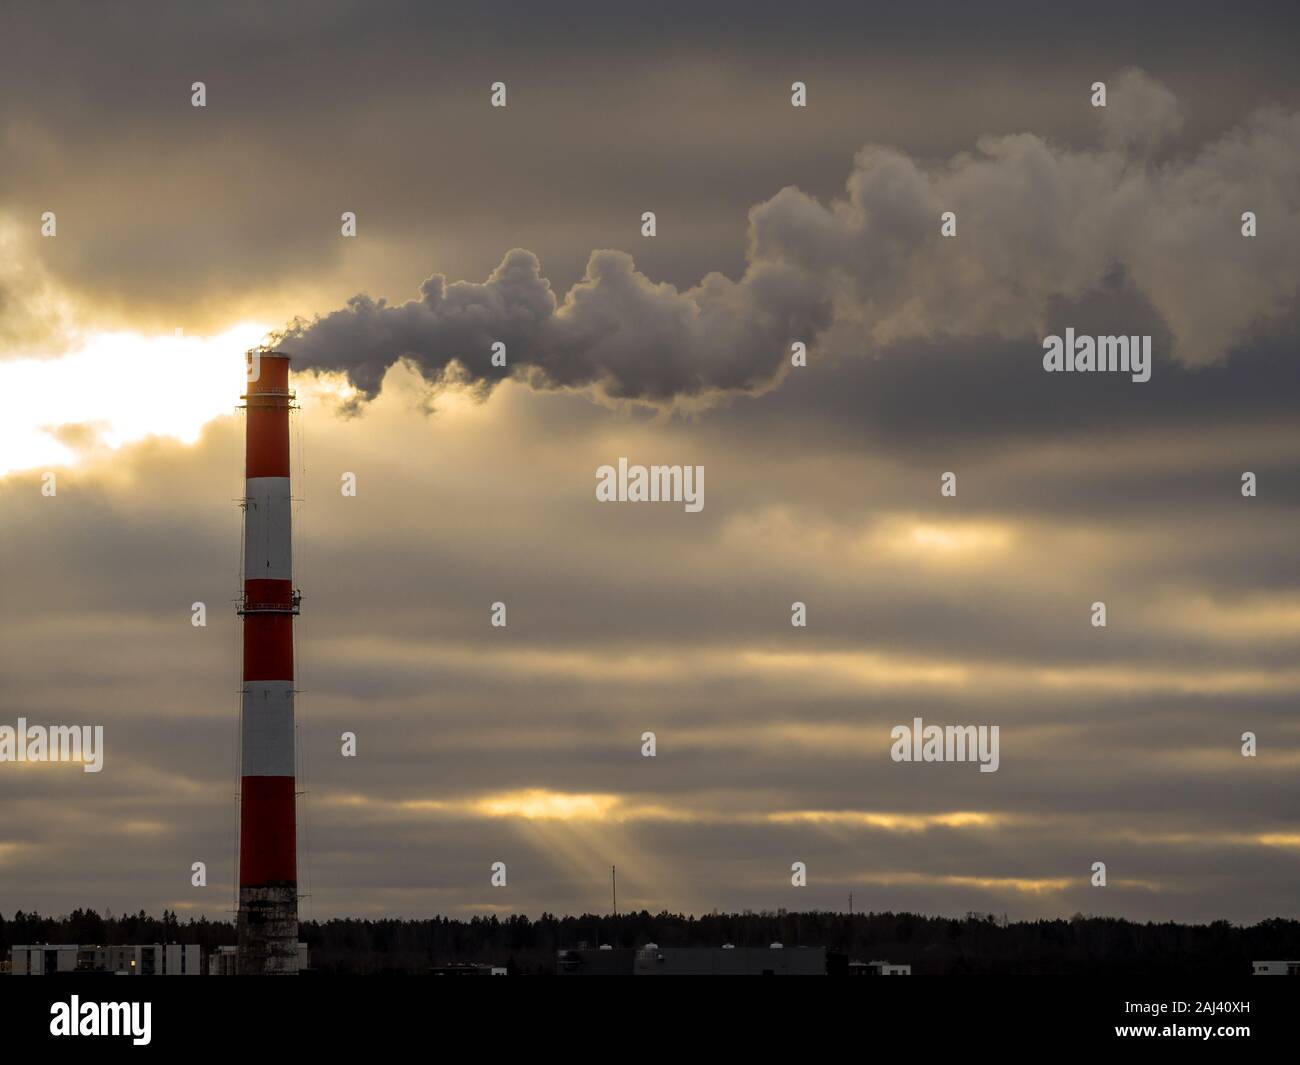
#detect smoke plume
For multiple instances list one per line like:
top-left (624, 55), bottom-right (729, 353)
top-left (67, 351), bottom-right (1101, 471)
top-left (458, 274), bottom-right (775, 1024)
top-left (278, 70), bottom-right (1300, 407)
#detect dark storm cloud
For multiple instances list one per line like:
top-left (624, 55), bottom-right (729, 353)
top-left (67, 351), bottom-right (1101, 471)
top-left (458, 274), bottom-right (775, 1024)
top-left (279, 70), bottom-right (1300, 405)
top-left (710, 308), bottom-right (1300, 485)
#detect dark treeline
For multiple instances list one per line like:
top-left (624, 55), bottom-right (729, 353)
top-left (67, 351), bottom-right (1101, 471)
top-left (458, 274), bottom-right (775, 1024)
top-left (3, 908), bottom-right (1296, 975)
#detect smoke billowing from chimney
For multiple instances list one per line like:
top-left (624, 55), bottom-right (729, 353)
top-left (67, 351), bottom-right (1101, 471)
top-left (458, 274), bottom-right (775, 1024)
top-left (277, 246), bottom-right (831, 406)
top-left (277, 70), bottom-right (1300, 409)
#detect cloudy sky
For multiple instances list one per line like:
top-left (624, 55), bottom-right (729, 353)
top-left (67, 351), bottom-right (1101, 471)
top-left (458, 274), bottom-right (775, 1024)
top-left (1, 1), bottom-right (1298, 925)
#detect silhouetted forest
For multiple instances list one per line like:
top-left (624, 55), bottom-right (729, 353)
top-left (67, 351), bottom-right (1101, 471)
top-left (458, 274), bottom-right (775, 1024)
top-left (4, 908), bottom-right (1296, 975)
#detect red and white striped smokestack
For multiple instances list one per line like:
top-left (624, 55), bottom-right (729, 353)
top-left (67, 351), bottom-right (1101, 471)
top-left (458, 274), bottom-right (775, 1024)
top-left (236, 349), bottom-right (299, 975)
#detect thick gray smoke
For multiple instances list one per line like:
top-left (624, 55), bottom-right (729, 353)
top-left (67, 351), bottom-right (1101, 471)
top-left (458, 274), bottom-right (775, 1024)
top-left (278, 70), bottom-right (1300, 407)
top-left (278, 246), bottom-right (831, 404)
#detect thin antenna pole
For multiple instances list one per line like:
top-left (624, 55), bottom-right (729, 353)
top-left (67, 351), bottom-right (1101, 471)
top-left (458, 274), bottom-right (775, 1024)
top-left (612, 865), bottom-right (617, 916)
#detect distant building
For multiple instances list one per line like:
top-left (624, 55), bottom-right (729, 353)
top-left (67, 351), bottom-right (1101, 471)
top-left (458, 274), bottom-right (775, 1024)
top-left (849, 959), bottom-right (911, 976)
top-left (1252, 960), bottom-right (1300, 975)
top-left (633, 944), bottom-right (826, 976)
top-left (559, 943), bottom-right (843, 976)
top-left (209, 943), bottom-right (310, 974)
top-left (9, 944), bottom-right (201, 975)
top-left (92, 944), bottom-right (201, 975)
top-left (557, 947), bottom-right (636, 975)
top-left (9, 945), bottom-right (79, 976)
top-left (430, 963), bottom-right (507, 976)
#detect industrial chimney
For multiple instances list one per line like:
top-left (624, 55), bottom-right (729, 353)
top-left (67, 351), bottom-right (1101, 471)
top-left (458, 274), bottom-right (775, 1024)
top-left (236, 349), bottom-right (299, 975)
